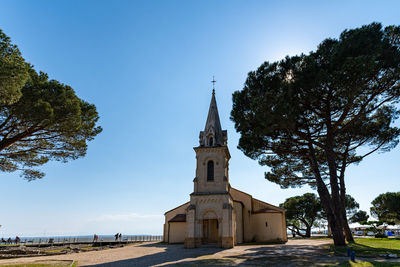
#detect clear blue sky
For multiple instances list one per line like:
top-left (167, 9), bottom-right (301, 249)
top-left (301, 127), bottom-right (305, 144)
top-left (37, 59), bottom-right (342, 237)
top-left (1, 0), bottom-right (400, 237)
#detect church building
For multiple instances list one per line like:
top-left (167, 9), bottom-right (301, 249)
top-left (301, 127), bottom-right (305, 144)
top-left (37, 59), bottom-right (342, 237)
top-left (163, 89), bottom-right (288, 248)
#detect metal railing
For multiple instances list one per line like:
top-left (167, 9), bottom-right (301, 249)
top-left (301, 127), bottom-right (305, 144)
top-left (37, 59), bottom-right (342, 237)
top-left (1, 235), bottom-right (163, 245)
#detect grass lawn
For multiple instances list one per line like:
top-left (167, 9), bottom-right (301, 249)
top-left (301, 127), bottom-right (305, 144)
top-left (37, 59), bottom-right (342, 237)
top-left (333, 260), bottom-right (400, 266)
top-left (332, 238), bottom-right (400, 257)
top-left (289, 236), bottom-right (333, 240)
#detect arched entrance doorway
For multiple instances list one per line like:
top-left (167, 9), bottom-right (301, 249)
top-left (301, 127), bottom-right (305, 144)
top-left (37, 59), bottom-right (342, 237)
top-left (202, 210), bottom-right (219, 244)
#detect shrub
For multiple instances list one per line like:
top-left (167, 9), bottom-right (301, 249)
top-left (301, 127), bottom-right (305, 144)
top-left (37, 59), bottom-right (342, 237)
top-left (374, 233), bottom-right (387, 238)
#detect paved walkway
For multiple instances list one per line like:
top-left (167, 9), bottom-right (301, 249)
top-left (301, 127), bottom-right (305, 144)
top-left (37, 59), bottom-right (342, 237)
top-left (0, 239), bottom-right (360, 266)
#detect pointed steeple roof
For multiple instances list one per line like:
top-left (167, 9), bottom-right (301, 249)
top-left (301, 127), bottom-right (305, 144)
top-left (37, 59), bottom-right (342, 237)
top-left (204, 89), bottom-right (222, 134)
top-left (199, 90), bottom-right (227, 147)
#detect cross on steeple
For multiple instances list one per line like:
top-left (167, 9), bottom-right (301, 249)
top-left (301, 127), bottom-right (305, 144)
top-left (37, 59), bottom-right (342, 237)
top-left (211, 76), bottom-right (216, 94)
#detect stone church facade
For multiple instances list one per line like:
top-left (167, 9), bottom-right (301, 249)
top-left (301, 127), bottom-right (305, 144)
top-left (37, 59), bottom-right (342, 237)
top-left (163, 90), bottom-right (288, 248)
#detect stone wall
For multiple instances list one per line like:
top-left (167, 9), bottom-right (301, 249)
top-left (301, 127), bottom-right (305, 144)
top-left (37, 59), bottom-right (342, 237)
top-left (169, 222), bottom-right (186, 243)
top-left (163, 202), bottom-right (189, 243)
top-left (230, 188), bottom-right (253, 242)
top-left (194, 147), bottom-right (229, 193)
top-left (185, 193), bottom-right (235, 248)
top-left (234, 201), bottom-right (243, 244)
top-left (250, 212), bottom-right (287, 242)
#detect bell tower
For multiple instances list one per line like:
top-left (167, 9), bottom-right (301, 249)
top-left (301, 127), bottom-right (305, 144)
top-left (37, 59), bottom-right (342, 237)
top-left (194, 89), bottom-right (230, 193)
top-left (185, 86), bottom-right (235, 249)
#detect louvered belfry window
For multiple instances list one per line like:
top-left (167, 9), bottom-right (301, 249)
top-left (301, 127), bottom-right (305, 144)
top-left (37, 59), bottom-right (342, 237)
top-left (207, 160), bottom-right (214, 181)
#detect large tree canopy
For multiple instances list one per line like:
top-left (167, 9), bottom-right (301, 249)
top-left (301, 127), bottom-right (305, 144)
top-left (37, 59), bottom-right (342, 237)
top-left (0, 29), bottom-right (29, 105)
top-left (371, 192), bottom-right (400, 224)
top-left (231, 23), bottom-right (400, 245)
top-left (0, 30), bottom-right (102, 180)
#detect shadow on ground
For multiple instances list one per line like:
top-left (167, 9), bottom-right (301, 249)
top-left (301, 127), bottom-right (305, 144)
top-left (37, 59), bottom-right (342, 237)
top-left (85, 243), bottom-right (223, 267)
top-left (165, 243), bottom-right (348, 266)
top-left (85, 241), bottom-right (352, 267)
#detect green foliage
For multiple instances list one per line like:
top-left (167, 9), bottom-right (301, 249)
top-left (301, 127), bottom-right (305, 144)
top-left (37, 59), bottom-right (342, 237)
top-left (334, 261), bottom-right (400, 267)
top-left (374, 233), bottom-right (387, 238)
top-left (0, 29), bottom-right (102, 180)
top-left (231, 22), bottom-right (400, 245)
top-left (231, 22), bottom-right (400, 189)
top-left (363, 220), bottom-right (390, 236)
top-left (344, 195), bottom-right (360, 217)
top-left (321, 194), bottom-right (363, 221)
top-left (313, 194), bottom-right (363, 225)
top-left (0, 29), bottom-right (29, 105)
top-left (280, 193), bottom-right (323, 237)
top-left (349, 210), bottom-right (369, 224)
top-left (371, 192), bottom-right (400, 224)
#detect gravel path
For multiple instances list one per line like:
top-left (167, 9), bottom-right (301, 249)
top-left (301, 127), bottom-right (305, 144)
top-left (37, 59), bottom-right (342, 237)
top-left (0, 239), bottom-right (346, 266)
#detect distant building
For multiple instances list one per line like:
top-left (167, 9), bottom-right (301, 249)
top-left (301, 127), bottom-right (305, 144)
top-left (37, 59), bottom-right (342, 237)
top-left (163, 89), bottom-right (288, 248)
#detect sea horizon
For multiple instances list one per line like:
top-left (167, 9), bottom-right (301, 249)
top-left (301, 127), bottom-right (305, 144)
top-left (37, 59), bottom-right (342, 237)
top-left (0, 234), bottom-right (163, 243)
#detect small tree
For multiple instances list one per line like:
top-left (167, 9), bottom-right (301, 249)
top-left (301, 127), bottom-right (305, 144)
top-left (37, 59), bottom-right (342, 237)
top-left (349, 210), bottom-right (369, 224)
top-left (280, 193), bottom-right (323, 237)
top-left (371, 192), bottom-right (400, 224)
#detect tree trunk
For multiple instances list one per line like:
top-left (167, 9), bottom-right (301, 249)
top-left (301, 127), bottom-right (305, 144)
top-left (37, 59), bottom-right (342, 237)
top-left (327, 221), bottom-right (332, 237)
top-left (324, 136), bottom-right (346, 246)
top-left (305, 227), bottom-right (311, 238)
top-left (313, 175), bottom-right (345, 245)
top-left (325, 205), bottom-right (346, 245)
top-left (342, 216), bottom-right (354, 242)
top-left (289, 226), bottom-right (306, 237)
top-left (338, 151), bottom-right (354, 243)
top-left (291, 230), bottom-right (296, 238)
top-left (308, 141), bottom-right (346, 246)
top-left (340, 198), bottom-right (354, 242)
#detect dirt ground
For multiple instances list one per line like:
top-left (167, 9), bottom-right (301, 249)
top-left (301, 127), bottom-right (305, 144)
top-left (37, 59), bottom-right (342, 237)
top-left (0, 239), bottom-right (353, 266)
top-left (0, 243), bottom-right (108, 259)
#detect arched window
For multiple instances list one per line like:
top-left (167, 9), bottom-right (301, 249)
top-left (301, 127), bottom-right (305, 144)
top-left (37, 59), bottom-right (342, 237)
top-left (209, 137), bottom-right (213, 146)
top-left (207, 160), bottom-right (214, 181)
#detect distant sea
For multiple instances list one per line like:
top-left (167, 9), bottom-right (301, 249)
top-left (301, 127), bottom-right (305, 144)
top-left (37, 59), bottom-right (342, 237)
top-left (2, 235), bottom-right (162, 243)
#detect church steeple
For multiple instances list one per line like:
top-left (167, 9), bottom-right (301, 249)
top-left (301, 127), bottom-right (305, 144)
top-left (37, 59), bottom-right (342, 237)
top-left (199, 89), bottom-right (227, 147)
